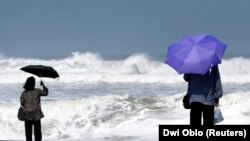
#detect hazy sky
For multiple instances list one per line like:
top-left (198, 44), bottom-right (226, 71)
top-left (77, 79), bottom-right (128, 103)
top-left (0, 0), bottom-right (249, 58)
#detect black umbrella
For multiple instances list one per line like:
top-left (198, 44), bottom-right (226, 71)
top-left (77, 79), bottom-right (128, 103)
top-left (20, 65), bottom-right (59, 78)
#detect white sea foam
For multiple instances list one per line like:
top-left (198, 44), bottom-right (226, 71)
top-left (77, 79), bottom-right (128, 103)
top-left (0, 52), bottom-right (250, 84)
top-left (0, 52), bottom-right (249, 140)
top-left (0, 91), bottom-right (249, 140)
top-left (0, 83), bottom-right (249, 140)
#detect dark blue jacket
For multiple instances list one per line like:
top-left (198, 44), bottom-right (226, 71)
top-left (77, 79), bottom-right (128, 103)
top-left (184, 66), bottom-right (223, 105)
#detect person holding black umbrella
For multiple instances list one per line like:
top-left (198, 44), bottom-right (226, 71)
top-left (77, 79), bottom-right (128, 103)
top-left (20, 76), bottom-right (48, 141)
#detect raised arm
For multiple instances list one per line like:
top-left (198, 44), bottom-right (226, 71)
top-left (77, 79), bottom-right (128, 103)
top-left (39, 81), bottom-right (49, 96)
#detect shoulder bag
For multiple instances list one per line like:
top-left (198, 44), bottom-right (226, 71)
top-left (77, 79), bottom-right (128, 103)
top-left (17, 106), bottom-right (26, 121)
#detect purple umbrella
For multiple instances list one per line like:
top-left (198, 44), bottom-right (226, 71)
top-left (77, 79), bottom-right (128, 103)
top-left (165, 34), bottom-right (227, 75)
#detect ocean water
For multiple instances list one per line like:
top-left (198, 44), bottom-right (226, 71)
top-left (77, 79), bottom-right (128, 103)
top-left (0, 52), bottom-right (250, 140)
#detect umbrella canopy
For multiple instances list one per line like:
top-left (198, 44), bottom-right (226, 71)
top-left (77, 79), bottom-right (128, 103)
top-left (165, 34), bottom-right (227, 75)
top-left (20, 65), bottom-right (59, 78)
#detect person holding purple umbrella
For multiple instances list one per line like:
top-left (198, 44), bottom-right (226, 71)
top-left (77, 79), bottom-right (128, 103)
top-left (165, 34), bottom-right (226, 125)
top-left (184, 65), bottom-right (223, 125)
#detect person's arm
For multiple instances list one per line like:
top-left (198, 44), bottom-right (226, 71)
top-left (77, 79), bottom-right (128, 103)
top-left (214, 66), bottom-right (223, 104)
top-left (20, 93), bottom-right (25, 106)
top-left (39, 81), bottom-right (49, 96)
top-left (214, 98), bottom-right (219, 106)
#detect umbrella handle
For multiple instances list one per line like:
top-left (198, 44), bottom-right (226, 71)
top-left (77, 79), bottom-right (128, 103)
top-left (40, 80), bottom-right (44, 86)
top-left (39, 72), bottom-right (43, 86)
top-left (39, 72), bottom-right (45, 86)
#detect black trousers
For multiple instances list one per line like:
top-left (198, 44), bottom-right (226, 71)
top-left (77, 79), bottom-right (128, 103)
top-left (190, 102), bottom-right (214, 126)
top-left (25, 120), bottom-right (42, 141)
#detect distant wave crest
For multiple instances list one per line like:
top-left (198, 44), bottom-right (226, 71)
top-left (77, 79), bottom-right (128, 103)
top-left (0, 52), bottom-right (250, 83)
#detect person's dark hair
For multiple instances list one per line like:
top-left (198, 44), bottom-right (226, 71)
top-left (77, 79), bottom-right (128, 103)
top-left (23, 77), bottom-right (35, 91)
